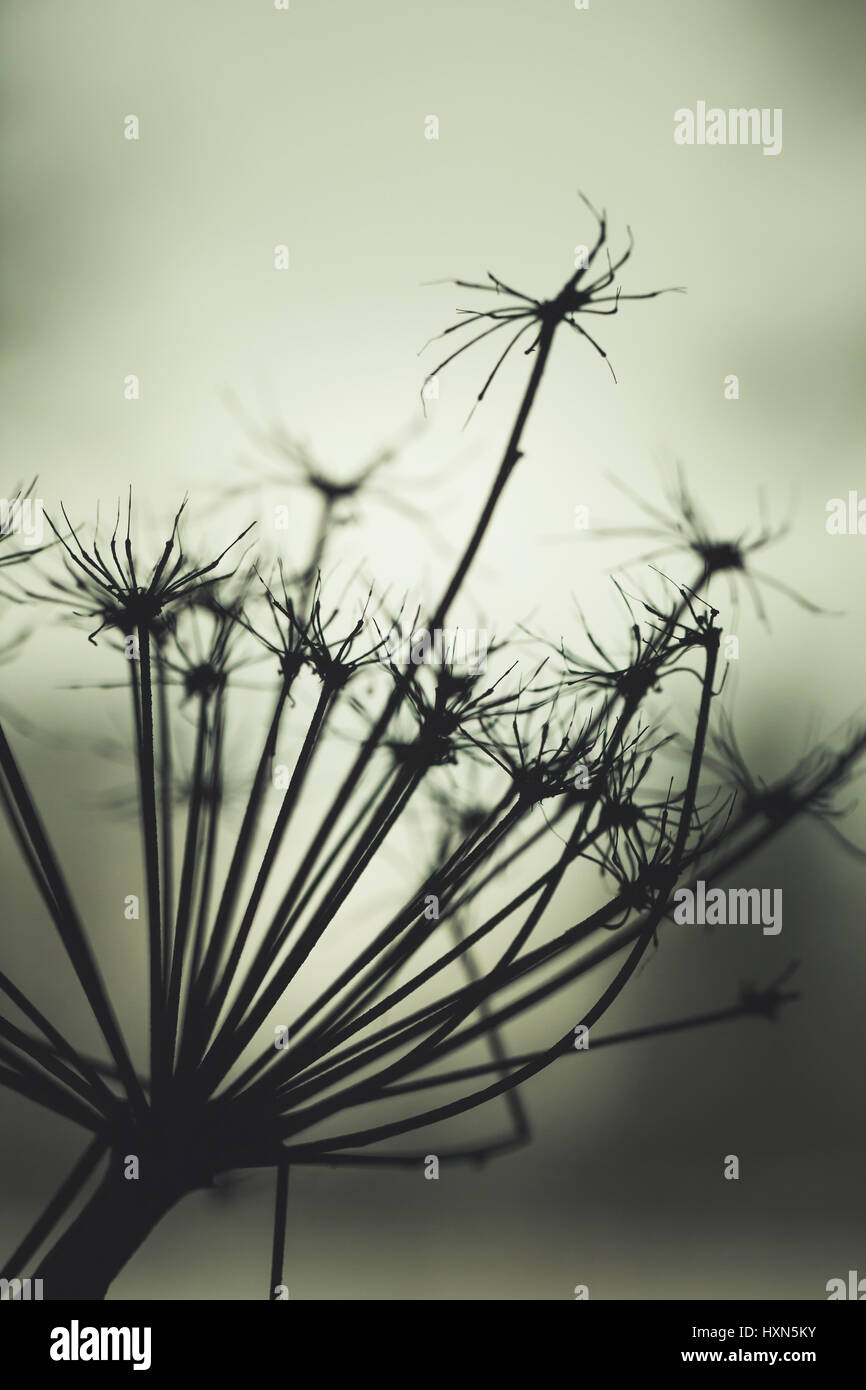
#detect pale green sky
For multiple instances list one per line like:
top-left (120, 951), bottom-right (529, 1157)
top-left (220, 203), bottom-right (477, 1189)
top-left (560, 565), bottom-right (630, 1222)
top-left (4, 0), bottom-right (866, 721)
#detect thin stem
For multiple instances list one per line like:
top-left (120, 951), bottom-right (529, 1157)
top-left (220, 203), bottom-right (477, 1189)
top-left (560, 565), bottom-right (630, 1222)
top-left (376, 996), bottom-right (800, 1096)
top-left (135, 626), bottom-right (166, 1101)
top-left (1, 1136), bottom-right (107, 1280)
top-left (268, 1158), bottom-right (290, 1299)
top-left (154, 648), bottom-right (175, 988)
top-left (184, 684), bottom-right (289, 1061)
top-left (0, 721), bottom-right (147, 1123)
top-left (429, 318), bottom-right (557, 629)
top-left (164, 692), bottom-right (210, 1070)
top-left (200, 684), bottom-right (336, 1061)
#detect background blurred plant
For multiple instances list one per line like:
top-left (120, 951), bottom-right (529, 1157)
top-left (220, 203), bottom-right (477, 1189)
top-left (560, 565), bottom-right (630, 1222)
top-left (1, 205), bottom-right (863, 1301)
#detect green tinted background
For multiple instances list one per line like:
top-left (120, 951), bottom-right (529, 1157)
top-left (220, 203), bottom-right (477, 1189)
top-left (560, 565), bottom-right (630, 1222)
top-left (1, 0), bottom-right (864, 1298)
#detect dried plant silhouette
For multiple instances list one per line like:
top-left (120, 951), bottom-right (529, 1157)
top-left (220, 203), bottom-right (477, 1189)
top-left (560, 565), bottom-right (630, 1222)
top-left (1, 203), bottom-right (863, 1301)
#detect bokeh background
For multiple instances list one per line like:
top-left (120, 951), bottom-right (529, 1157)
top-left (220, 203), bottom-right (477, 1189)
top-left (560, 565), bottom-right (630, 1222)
top-left (1, 0), bottom-right (865, 1298)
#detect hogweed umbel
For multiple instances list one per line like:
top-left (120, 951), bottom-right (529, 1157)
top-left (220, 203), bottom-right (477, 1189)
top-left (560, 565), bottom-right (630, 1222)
top-left (0, 204), bottom-right (862, 1301)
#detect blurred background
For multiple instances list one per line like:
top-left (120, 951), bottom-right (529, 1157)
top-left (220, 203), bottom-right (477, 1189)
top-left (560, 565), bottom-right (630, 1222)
top-left (1, 0), bottom-right (864, 1298)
